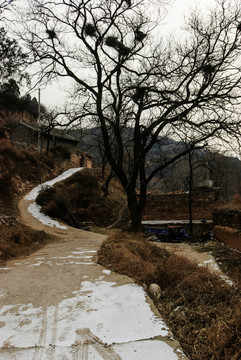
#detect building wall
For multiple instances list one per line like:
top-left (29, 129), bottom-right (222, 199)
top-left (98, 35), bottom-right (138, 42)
top-left (41, 136), bottom-right (78, 155)
top-left (10, 124), bottom-right (79, 155)
top-left (10, 123), bottom-right (37, 145)
top-left (212, 210), bottom-right (241, 251)
top-left (70, 154), bottom-right (80, 166)
top-left (213, 225), bottom-right (241, 252)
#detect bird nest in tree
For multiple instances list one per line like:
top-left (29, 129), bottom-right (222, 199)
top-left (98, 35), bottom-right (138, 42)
top-left (202, 64), bottom-right (215, 74)
top-left (105, 36), bottom-right (130, 56)
top-left (132, 87), bottom-right (146, 102)
top-left (46, 29), bottom-right (57, 39)
top-left (105, 36), bottom-right (119, 48)
top-left (118, 43), bottom-right (130, 56)
top-left (135, 29), bottom-right (146, 42)
top-left (84, 23), bottom-right (96, 37)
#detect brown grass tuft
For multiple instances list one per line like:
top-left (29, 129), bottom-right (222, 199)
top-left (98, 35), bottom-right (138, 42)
top-left (0, 225), bottom-right (50, 262)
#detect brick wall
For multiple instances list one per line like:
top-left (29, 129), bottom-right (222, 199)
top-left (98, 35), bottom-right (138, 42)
top-left (142, 187), bottom-right (218, 220)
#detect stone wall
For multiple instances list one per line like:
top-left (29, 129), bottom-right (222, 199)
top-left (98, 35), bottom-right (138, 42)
top-left (142, 187), bottom-right (219, 220)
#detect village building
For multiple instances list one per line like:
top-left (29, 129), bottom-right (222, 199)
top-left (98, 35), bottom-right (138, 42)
top-left (9, 120), bottom-right (92, 168)
top-left (0, 102), bottom-right (93, 170)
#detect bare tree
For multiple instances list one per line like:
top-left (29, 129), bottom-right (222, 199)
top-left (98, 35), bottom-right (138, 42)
top-left (0, 0), bottom-right (15, 15)
top-left (16, 0), bottom-right (241, 231)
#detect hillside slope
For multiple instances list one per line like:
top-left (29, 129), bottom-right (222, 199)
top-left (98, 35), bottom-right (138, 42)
top-left (0, 139), bottom-right (75, 263)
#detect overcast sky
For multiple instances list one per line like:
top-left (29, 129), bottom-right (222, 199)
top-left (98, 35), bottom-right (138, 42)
top-left (28, 0), bottom-right (217, 108)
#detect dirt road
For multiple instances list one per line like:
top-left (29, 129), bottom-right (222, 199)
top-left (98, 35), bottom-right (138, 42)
top-left (0, 175), bottom-right (186, 360)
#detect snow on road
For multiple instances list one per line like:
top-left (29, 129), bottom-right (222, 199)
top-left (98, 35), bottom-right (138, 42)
top-left (0, 168), bottom-right (187, 359)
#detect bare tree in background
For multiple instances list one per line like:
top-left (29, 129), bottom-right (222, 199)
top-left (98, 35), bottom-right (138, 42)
top-left (16, 0), bottom-right (241, 231)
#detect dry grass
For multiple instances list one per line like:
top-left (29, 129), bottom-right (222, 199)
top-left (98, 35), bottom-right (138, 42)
top-left (98, 231), bottom-right (241, 360)
top-left (98, 231), bottom-right (169, 284)
top-left (0, 224), bottom-right (53, 263)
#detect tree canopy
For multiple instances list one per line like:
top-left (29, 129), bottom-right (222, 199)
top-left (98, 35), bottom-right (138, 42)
top-left (0, 26), bottom-right (27, 82)
top-left (16, 0), bottom-right (241, 231)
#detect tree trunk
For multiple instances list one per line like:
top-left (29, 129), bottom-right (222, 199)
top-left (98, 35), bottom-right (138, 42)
top-left (188, 178), bottom-right (193, 234)
top-left (102, 169), bottom-right (114, 198)
top-left (129, 204), bottom-right (143, 232)
top-left (127, 186), bottom-right (146, 233)
top-left (188, 153), bottom-right (193, 234)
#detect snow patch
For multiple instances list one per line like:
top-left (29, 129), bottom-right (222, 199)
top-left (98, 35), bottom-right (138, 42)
top-left (102, 269), bottom-right (111, 275)
top-left (113, 340), bottom-right (179, 360)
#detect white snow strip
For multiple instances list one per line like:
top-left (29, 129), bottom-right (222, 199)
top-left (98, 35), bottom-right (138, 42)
top-left (27, 202), bottom-right (67, 229)
top-left (76, 249), bottom-right (96, 253)
top-left (59, 280), bottom-right (170, 346)
top-left (25, 167), bottom-right (83, 201)
top-left (29, 261), bottom-right (44, 267)
top-left (199, 258), bottom-right (234, 286)
top-left (142, 220), bottom-right (212, 225)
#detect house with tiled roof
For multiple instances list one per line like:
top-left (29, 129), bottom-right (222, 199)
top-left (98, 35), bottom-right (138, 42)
top-left (10, 120), bottom-right (92, 168)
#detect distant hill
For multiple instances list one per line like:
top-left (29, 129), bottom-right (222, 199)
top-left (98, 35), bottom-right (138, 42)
top-left (68, 126), bottom-right (241, 201)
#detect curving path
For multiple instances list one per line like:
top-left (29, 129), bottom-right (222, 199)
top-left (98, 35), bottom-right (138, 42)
top-left (0, 169), bottom-right (187, 360)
